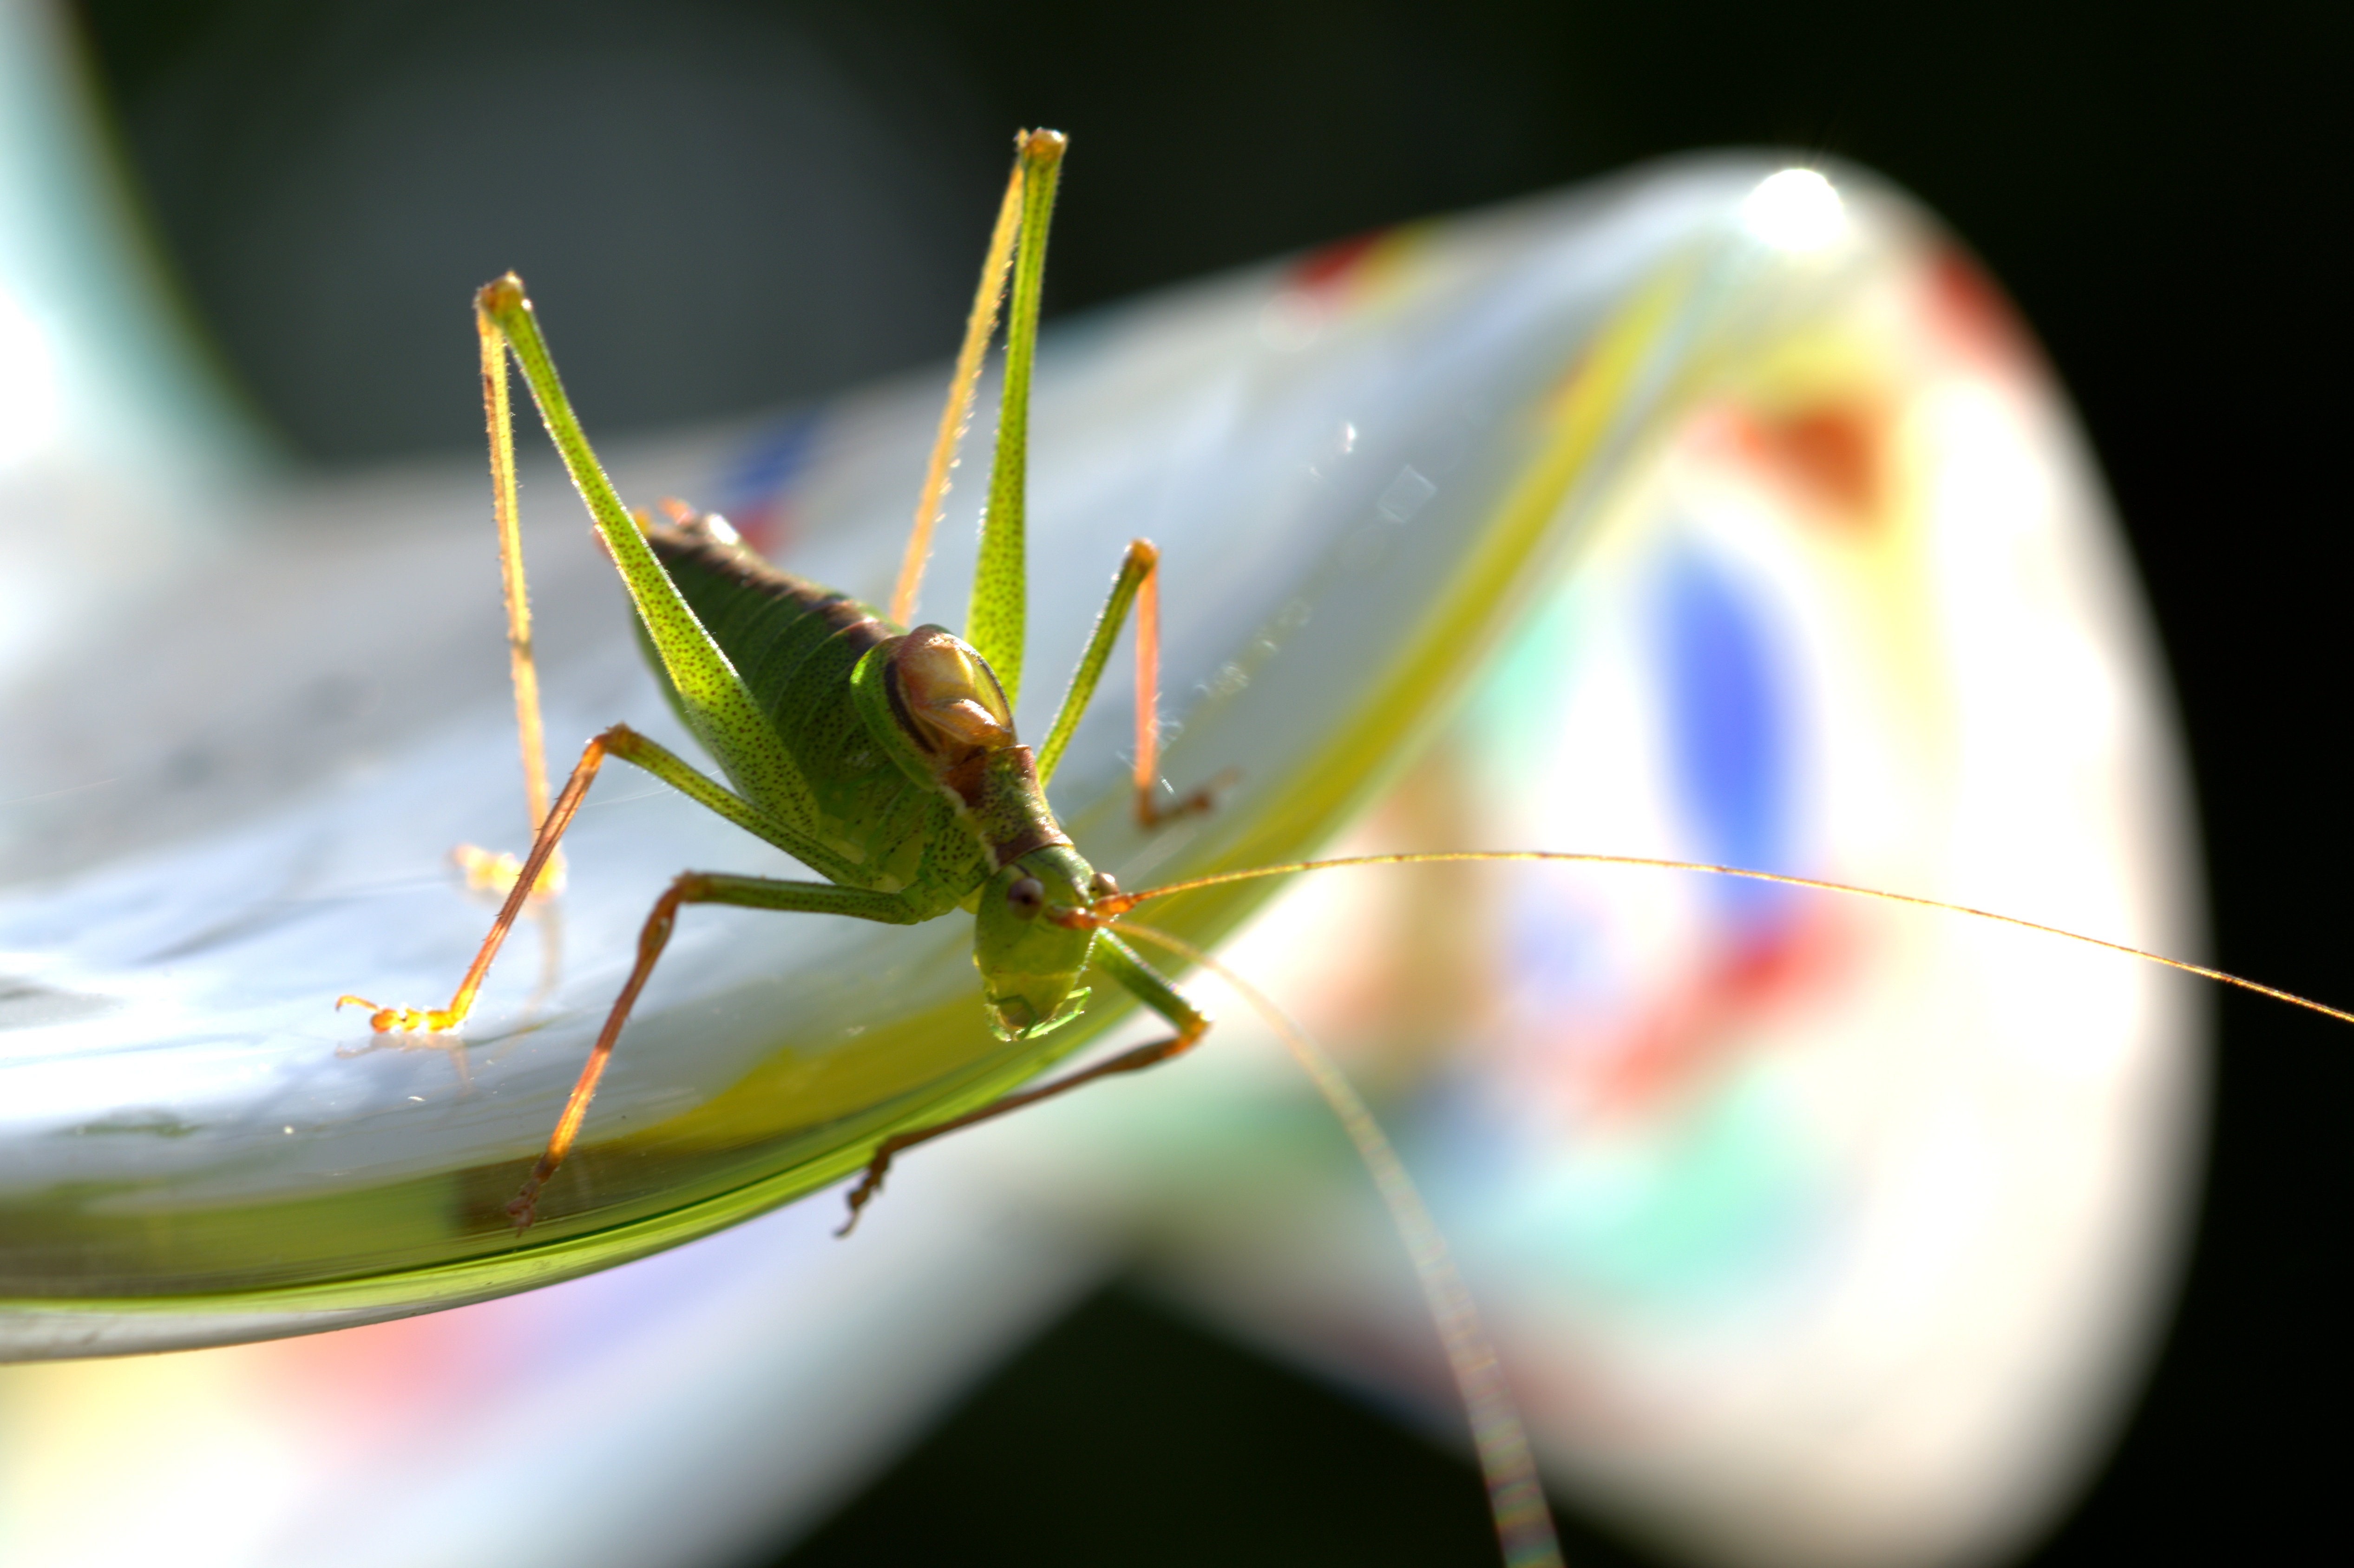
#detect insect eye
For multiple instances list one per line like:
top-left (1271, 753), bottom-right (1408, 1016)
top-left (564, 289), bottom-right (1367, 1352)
top-left (1006, 877), bottom-right (1045, 917)
top-left (1088, 872), bottom-right (1120, 901)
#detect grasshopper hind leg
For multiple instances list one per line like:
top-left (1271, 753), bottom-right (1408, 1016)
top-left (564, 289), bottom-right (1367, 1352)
top-left (439, 289), bottom-right (570, 940)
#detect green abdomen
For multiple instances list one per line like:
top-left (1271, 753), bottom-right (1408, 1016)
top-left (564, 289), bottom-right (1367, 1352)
top-left (639, 520), bottom-right (984, 902)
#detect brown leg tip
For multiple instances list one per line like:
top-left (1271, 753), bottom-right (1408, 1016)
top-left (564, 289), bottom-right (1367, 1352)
top-left (834, 1161), bottom-right (889, 1238)
top-left (1135, 769), bottom-right (1237, 830)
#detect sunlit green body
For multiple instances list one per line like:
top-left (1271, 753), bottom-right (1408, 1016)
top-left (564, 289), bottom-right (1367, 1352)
top-left (1, 126), bottom-right (1705, 1368)
top-left (640, 514), bottom-right (1101, 1040)
top-left (418, 130), bottom-right (1187, 1230)
top-left (641, 520), bottom-right (977, 919)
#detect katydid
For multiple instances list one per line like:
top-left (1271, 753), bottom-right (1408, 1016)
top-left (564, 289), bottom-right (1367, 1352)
top-left (320, 130), bottom-right (2354, 1568)
top-left (336, 131), bottom-right (1223, 1235)
top-left (331, 126), bottom-right (1566, 1568)
top-left (331, 123), bottom-right (2354, 1234)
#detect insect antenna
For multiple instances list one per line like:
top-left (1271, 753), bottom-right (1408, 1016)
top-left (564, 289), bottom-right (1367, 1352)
top-left (1112, 917), bottom-right (1566, 1568)
top-left (1101, 851), bottom-right (2354, 1026)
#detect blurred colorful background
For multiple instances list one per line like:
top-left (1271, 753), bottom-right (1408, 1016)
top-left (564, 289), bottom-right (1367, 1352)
top-left (0, 1), bottom-right (2346, 1564)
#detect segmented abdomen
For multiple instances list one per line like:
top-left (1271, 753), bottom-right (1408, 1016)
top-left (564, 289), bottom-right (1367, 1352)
top-left (640, 517), bottom-right (984, 902)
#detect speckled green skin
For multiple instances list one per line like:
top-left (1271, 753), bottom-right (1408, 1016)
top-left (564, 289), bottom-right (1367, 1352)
top-left (641, 514), bottom-right (1101, 1039)
top-left (475, 129), bottom-right (1116, 1060)
top-left (642, 518), bottom-right (984, 915)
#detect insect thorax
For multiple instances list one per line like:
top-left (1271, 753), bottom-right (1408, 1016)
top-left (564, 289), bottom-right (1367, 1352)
top-left (638, 514), bottom-right (995, 906)
top-left (852, 626), bottom-right (1074, 874)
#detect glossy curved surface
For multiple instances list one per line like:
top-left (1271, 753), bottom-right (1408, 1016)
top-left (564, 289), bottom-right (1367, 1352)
top-left (0, 154), bottom-right (2203, 1568)
top-left (0, 157), bottom-right (1902, 1348)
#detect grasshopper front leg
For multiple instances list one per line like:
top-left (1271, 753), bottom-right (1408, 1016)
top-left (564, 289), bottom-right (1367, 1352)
top-left (836, 931), bottom-right (1208, 1234)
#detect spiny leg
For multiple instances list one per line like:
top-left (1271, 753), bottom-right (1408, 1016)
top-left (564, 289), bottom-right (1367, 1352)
top-left (452, 294), bottom-right (567, 901)
top-left (838, 931), bottom-right (1206, 1235)
top-left (339, 721), bottom-right (839, 1034)
top-left (1033, 538), bottom-right (1225, 827)
top-left (1128, 547), bottom-right (1225, 827)
top-left (890, 140), bottom-right (1029, 627)
top-left (339, 727), bottom-right (619, 1035)
top-left (510, 871), bottom-right (928, 1229)
top-left (961, 129), bottom-right (1068, 711)
top-left (892, 128), bottom-right (1216, 825)
top-left (481, 274), bottom-right (841, 839)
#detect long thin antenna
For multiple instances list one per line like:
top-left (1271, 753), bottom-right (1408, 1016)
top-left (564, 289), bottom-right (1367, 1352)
top-left (891, 152), bottom-right (1028, 627)
top-left (1099, 850), bottom-right (2354, 1027)
top-left (1114, 918), bottom-right (1566, 1568)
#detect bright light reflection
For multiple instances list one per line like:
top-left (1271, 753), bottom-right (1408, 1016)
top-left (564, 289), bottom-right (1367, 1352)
top-left (0, 292), bottom-right (58, 467)
top-left (1744, 168), bottom-right (1846, 253)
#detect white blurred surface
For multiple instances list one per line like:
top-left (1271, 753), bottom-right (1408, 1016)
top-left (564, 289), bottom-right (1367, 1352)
top-left (0, 6), bottom-right (2203, 1560)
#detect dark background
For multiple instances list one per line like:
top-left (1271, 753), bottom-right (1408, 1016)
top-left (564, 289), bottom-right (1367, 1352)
top-left (69, 1), bottom-right (2347, 1563)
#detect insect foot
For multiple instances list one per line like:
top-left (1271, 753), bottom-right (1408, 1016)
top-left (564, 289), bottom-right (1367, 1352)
top-left (505, 1164), bottom-right (551, 1233)
top-left (451, 842), bottom-right (567, 902)
top-left (332, 994), bottom-right (460, 1033)
top-left (834, 1150), bottom-right (899, 1238)
top-left (1134, 766), bottom-right (1237, 830)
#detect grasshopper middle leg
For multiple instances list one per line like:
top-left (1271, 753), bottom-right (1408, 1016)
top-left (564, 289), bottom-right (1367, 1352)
top-left (508, 868), bottom-right (928, 1229)
top-left (1033, 538), bottom-right (1226, 828)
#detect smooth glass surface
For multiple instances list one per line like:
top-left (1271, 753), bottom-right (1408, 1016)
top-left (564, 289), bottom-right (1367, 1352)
top-left (0, 158), bottom-right (1902, 1349)
top-left (0, 148), bottom-right (2203, 1568)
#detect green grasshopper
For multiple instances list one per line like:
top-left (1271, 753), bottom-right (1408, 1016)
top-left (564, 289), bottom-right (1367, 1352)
top-left (326, 121), bottom-right (2354, 1253)
top-left (334, 131), bottom-right (1233, 1237)
top-left (321, 131), bottom-right (2354, 1568)
top-left (332, 132), bottom-right (1572, 1567)
top-left (325, 128), bottom-right (1571, 1567)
